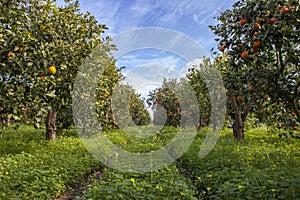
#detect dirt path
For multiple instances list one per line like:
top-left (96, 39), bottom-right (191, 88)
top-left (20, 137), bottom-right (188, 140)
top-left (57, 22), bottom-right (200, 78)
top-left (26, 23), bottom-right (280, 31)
top-left (54, 170), bottom-right (103, 200)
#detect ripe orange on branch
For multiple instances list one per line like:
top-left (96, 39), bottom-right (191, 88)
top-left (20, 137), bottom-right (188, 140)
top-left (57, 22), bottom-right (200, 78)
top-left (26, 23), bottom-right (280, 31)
top-left (248, 85), bottom-right (253, 91)
top-left (237, 96), bottom-right (243, 101)
top-left (7, 52), bottom-right (15, 59)
top-left (254, 23), bottom-right (261, 29)
top-left (280, 7), bottom-right (291, 14)
top-left (269, 17), bottom-right (278, 24)
top-left (241, 51), bottom-right (249, 59)
top-left (239, 18), bottom-right (249, 26)
top-left (258, 18), bottom-right (264, 22)
top-left (219, 45), bottom-right (225, 52)
top-left (219, 43), bottom-right (227, 52)
top-left (48, 65), bottom-right (56, 75)
top-left (103, 91), bottom-right (109, 98)
top-left (253, 40), bottom-right (261, 48)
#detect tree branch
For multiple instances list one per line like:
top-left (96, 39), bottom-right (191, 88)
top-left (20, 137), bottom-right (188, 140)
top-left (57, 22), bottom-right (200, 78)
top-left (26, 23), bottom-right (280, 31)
top-left (242, 93), bottom-right (256, 121)
top-left (229, 89), bottom-right (242, 125)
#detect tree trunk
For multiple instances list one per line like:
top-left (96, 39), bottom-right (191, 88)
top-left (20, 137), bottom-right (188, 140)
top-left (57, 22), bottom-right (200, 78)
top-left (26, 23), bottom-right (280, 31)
top-left (46, 109), bottom-right (57, 141)
top-left (229, 90), bottom-right (255, 140)
top-left (233, 120), bottom-right (244, 140)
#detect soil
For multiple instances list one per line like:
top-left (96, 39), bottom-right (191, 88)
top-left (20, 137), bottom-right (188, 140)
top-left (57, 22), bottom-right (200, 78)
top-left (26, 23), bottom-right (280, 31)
top-left (54, 170), bottom-right (103, 200)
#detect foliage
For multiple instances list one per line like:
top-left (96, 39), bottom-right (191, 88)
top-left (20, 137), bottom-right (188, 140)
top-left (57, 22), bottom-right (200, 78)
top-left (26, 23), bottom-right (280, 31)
top-left (209, 0), bottom-right (300, 139)
top-left (0, 0), bottom-right (112, 134)
top-left (147, 79), bottom-right (182, 127)
top-left (78, 166), bottom-right (197, 200)
top-left (186, 58), bottom-right (227, 130)
top-left (96, 78), bottom-right (151, 130)
top-left (177, 127), bottom-right (300, 199)
top-left (0, 125), bottom-right (299, 199)
top-left (147, 77), bottom-right (204, 128)
top-left (0, 125), bottom-right (102, 200)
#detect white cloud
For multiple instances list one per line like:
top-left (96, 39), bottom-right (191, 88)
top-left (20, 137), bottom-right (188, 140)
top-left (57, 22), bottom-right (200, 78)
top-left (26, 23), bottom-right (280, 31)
top-left (117, 52), bottom-right (187, 99)
top-left (180, 58), bottom-right (205, 75)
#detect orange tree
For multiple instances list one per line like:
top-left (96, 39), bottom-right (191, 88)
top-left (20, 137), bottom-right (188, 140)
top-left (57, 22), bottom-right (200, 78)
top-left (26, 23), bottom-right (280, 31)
top-left (0, 0), bottom-right (115, 140)
top-left (186, 68), bottom-right (211, 129)
top-left (128, 92), bottom-right (151, 126)
top-left (210, 0), bottom-right (299, 139)
top-left (147, 77), bottom-right (203, 128)
top-left (96, 70), bottom-right (151, 131)
top-left (186, 58), bottom-right (228, 131)
top-left (147, 79), bottom-right (182, 127)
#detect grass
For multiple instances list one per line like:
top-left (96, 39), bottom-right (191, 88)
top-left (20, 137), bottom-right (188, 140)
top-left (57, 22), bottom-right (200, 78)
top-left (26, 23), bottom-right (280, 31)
top-left (177, 127), bottom-right (300, 199)
top-left (0, 125), bottom-right (299, 199)
top-left (0, 125), bottom-right (102, 200)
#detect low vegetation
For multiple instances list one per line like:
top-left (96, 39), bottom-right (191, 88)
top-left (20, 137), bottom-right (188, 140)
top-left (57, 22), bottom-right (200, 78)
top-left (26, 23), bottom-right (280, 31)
top-left (0, 125), bottom-right (299, 199)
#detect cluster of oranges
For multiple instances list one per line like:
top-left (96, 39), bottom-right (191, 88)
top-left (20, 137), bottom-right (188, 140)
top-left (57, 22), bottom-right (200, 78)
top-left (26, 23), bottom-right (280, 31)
top-left (7, 47), bottom-right (24, 59)
top-left (219, 5), bottom-right (293, 60)
top-left (39, 65), bottom-right (56, 80)
top-left (8, 48), bottom-right (57, 80)
top-left (103, 91), bottom-right (109, 98)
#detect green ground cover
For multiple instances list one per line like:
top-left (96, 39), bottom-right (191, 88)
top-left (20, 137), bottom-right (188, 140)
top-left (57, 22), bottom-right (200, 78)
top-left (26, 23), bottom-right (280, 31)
top-left (0, 125), bottom-right (299, 199)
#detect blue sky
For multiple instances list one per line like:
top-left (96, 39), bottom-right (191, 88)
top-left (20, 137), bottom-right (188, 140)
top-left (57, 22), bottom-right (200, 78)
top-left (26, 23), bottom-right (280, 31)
top-left (57, 0), bottom-right (236, 99)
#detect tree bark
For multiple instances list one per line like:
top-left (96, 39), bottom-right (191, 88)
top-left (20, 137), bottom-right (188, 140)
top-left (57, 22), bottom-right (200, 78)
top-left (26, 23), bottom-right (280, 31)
top-left (46, 109), bottom-right (57, 141)
top-left (233, 120), bottom-right (244, 140)
top-left (229, 90), bottom-right (256, 140)
top-left (229, 90), bottom-right (244, 140)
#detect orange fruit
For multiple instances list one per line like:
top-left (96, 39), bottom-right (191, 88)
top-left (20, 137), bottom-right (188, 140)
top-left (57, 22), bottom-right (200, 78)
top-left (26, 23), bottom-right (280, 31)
top-left (219, 45), bottom-right (225, 52)
top-left (241, 51), bottom-right (249, 59)
top-left (293, 126), bottom-right (298, 130)
top-left (253, 40), bottom-right (261, 48)
top-left (7, 52), bottom-right (15, 59)
top-left (48, 66), bottom-right (56, 75)
top-left (254, 23), bottom-right (261, 29)
top-left (269, 17), bottom-right (278, 24)
top-left (280, 7), bottom-right (290, 14)
top-left (267, 10), bottom-right (271, 15)
top-left (237, 96), bottom-right (243, 101)
top-left (40, 75), bottom-right (45, 80)
top-left (18, 47), bottom-right (24, 53)
top-left (291, 112), bottom-right (296, 117)
top-left (259, 109), bottom-right (265, 114)
top-left (258, 18), bottom-right (264, 22)
top-left (253, 31), bottom-right (259, 36)
top-left (239, 18), bottom-right (249, 26)
top-left (248, 85), bottom-right (253, 91)
top-left (103, 91), bottom-right (109, 98)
